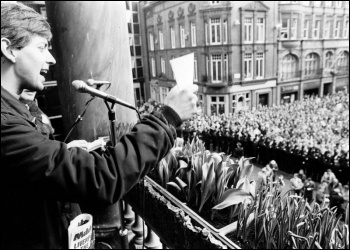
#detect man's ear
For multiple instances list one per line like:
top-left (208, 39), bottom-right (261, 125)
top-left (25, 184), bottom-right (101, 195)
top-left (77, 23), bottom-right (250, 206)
top-left (1, 38), bottom-right (16, 63)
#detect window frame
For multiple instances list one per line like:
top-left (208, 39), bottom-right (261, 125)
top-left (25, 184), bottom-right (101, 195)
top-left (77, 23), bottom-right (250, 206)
top-left (161, 57), bottom-right (165, 74)
top-left (194, 57), bottom-right (198, 82)
top-left (191, 22), bottom-right (197, 47)
top-left (256, 52), bottom-right (265, 79)
top-left (244, 17), bottom-right (253, 43)
top-left (159, 30), bottom-right (164, 50)
top-left (210, 18), bottom-right (221, 45)
top-left (149, 32), bottom-right (154, 51)
top-left (180, 24), bottom-right (185, 48)
top-left (170, 27), bottom-right (176, 49)
top-left (211, 54), bottom-right (222, 83)
top-left (256, 17), bottom-right (265, 42)
top-left (244, 53), bottom-right (253, 80)
top-left (151, 57), bottom-right (156, 77)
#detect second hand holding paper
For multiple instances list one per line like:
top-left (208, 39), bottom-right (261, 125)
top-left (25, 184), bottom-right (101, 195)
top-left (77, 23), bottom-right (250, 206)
top-left (169, 53), bottom-right (194, 91)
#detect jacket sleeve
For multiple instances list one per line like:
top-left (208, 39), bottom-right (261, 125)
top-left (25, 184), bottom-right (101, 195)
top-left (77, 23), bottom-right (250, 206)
top-left (1, 109), bottom-right (178, 205)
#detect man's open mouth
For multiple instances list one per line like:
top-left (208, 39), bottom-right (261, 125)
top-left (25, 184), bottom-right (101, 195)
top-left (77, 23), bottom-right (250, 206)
top-left (40, 69), bottom-right (48, 76)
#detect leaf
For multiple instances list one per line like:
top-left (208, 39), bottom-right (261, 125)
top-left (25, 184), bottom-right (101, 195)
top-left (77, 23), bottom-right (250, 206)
top-left (175, 159), bottom-right (188, 176)
top-left (166, 182), bottom-right (181, 192)
top-left (239, 164), bottom-right (254, 180)
top-left (212, 188), bottom-right (252, 210)
top-left (199, 161), bottom-right (216, 212)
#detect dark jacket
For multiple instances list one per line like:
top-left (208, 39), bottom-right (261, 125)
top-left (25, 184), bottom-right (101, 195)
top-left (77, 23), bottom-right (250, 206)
top-left (1, 86), bottom-right (180, 249)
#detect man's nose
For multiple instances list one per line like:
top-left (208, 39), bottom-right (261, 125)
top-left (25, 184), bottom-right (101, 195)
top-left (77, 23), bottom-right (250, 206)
top-left (46, 50), bottom-right (56, 65)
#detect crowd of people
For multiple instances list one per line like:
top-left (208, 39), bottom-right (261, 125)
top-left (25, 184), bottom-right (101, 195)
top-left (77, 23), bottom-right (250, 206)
top-left (178, 92), bottom-right (349, 185)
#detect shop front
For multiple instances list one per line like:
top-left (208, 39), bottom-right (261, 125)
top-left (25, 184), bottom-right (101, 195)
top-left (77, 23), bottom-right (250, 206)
top-left (303, 81), bottom-right (320, 97)
top-left (335, 77), bottom-right (349, 93)
top-left (280, 85), bottom-right (299, 105)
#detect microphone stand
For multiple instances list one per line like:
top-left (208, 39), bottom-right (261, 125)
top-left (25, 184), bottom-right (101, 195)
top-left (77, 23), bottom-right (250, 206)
top-left (104, 100), bottom-right (129, 249)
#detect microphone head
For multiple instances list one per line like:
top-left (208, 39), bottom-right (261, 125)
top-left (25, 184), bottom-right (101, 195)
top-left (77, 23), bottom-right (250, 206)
top-left (72, 80), bottom-right (86, 92)
top-left (86, 79), bottom-right (95, 86)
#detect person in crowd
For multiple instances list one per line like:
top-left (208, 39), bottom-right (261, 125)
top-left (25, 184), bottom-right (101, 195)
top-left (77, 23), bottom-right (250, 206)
top-left (1, 3), bottom-right (198, 248)
top-left (330, 188), bottom-right (345, 217)
top-left (304, 177), bottom-right (316, 202)
top-left (269, 160), bottom-right (279, 182)
top-left (290, 173), bottom-right (304, 196)
top-left (315, 183), bottom-right (330, 205)
top-left (321, 169), bottom-right (337, 194)
top-left (235, 142), bottom-right (244, 158)
top-left (298, 169), bottom-right (307, 184)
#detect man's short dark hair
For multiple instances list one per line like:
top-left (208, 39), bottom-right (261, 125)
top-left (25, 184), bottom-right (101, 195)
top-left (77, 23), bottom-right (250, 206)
top-left (1, 2), bottom-right (52, 56)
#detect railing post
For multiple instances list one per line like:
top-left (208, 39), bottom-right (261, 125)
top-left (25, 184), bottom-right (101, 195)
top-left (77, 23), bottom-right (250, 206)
top-left (144, 228), bottom-right (162, 249)
top-left (130, 213), bottom-right (146, 247)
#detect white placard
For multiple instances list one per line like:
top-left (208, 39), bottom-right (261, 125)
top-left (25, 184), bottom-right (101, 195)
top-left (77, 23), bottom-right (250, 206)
top-left (170, 53), bottom-right (194, 91)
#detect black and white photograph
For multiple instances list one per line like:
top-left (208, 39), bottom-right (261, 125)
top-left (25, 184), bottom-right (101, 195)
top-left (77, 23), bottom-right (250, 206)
top-left (1, 1), bottom-right (349, 249)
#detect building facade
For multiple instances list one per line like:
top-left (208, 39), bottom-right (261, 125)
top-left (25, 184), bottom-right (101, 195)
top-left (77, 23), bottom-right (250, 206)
top-left (140, 1), bottom-right (349, 116)
top-left (126, 1), bottom-right (147, 108)
top-left (278, 1), bottom-right (349, 105)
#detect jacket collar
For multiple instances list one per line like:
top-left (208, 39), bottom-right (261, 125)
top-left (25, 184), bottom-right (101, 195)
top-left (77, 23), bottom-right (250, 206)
top-left (1, 86), bottom-right (35, 123)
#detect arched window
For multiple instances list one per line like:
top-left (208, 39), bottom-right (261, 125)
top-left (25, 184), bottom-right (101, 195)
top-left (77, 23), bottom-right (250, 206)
top-left (325, 51), bottom-right (333, 69)
top-left (281, 54), bottom-right (299, 79)
top-left (337, 51), bottom-right (349, 72)
top-left (304, 53), bottom-right (320, 76)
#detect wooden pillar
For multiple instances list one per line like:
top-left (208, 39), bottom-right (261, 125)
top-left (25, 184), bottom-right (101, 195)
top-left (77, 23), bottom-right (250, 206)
top-left (46, 1), bottom-right (136, 143)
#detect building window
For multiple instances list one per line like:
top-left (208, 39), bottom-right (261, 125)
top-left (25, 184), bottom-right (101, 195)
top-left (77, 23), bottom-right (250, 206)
top-left (194, 58), bottom-right (198, 82)
top-left (205, 22), bottom-right (209, 45)
top-left (313, 20), bottom-right (321, 38)
top-left (180, 25), bottom-right (185, 48)
top-left (244, 17), bottom-right (253, 42)
top-left (223, 19), bottom-right (227, 44)
top-left (324, 20), bottom-right (332, 38)
top-left (256, 18), bottom-right (265, 42)
top-left (191, 22), bottom-right (196, 47)
top-left (170, 56), bottom-right (175, 79)
top-left (337, 51), bottom-right (349, 71)
top-left (159, 30), bottom-right (164, 50)
top-left (210, 18), bottom-right (221, 44)
top-left (160, 87), bottom-right (169, 104)
top-left (256, 53), bottom-right (264, 78)
top-left (224, 54), bottom-right (228, 81)
top-left (344, 20), bottom-right (349, 38)
top-left (244, 53), bottom-right (253, 79)
top-left (281, 19), bottom-right (290, 39)
top-left (132, 2), bottom-right (138, 11)
top-left (149, 33), bottom-right (154, 51)
top-left (325, 1), bottom-right (332, 8)
top-left (170, 27), bottom-right (175, 49)
top-left (336, 1), bottom-right (343, 8)
top-left (291, 18), bottom-right (298, 39)
top-left (314, 1), bottom-right (322, 7)
top-left (334, 20), bottom-right (341, 38)
top-left (303, 19), bottom-right (310, 38)
top-left (151, 58), bottom-right (156, 77)
top-left (211, 54), bottom-right (222, 83)
top-left (325, 51), bottom-right (333, 70)
top-left (281, 54), bottom-right (299, 79)
top-left (161, 57), bottom-right (165, 74)
top-left (210, 96), bottom-right (225, 115)
top-left (304, 53), bottom-right (320, 76)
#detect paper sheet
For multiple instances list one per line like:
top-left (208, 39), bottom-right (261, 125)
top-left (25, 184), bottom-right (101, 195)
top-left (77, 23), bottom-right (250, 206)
top-left (169, 53), bottom-right (194, 91)
top-left (68, 213), bottom-right (93, 249)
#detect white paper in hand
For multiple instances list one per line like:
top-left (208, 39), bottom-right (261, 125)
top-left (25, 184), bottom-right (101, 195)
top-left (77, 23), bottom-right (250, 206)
top-left (170, 53), bottom-right (194, 91)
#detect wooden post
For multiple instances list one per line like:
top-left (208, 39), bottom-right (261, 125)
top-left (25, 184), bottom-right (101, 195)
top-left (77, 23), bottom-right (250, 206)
top-left (46, 1), bottom-right (136, 143)
top-left (46, 2), bottom-right (136, 248)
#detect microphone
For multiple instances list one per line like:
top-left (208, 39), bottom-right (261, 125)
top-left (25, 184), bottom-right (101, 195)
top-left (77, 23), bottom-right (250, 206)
top-left (86, 79), bottom-right (111, 86)
top-left (72, 80), bottom-right (135, 110)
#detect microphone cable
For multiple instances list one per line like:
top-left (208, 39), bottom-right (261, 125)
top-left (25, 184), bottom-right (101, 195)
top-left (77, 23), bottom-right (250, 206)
top-left (64, 83), bottom-right (112, 143)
